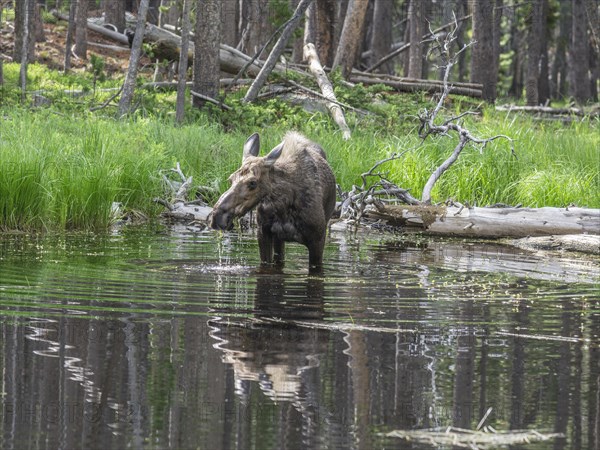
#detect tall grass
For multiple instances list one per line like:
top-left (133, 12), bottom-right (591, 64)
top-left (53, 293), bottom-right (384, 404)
top-left (0, 101), bottom-right (598, 231)
top-left (0, 111), bottom-right (248, 231)
top-left (359, 111), bottom-right (599, 208)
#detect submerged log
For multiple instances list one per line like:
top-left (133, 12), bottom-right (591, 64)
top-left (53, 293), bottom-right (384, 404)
top-left (363, 204), bottom-right (600, 238)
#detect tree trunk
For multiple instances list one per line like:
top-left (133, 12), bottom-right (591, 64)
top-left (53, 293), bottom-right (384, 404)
top-left (586, 0), bottom-right (600, 55)
top-left (332, 0), bottom-right (349, 54)
top-left (176, 0), bottom-right (192, 124)
top-left (75, 0), bottom-right (88, 59)
top-left (455, 0), bottom-right (468, 82)
top-left (192, 0), bottom-right (221, 108)
top-left (148, 0), bottom-right (161, 25)
top-left (550, 0), bottom-right (570, 99)
top-left (221, 0), bottom-right (239, 48)
top-left (19, 0), bottom-right (33, 103)
top-left (243, 0), bottom-right (312, 103)
top-left (569, 0), bottom-right (590, 103)
top-left (159, 0), bottom-right (181, 27)
top-left (406, 0), bottom-right (424, 80)
top-left (33, 3), bottom-right (45, 43)
top-left (118, 0), bottom-right (151, 117)
top-left (590, 40), bottom-right (599, 102)
top-left (537, 0), bottom-right (550, 104)
top-left (470, 0), bottom-right (496, 102)
top-left (526, 0), bottom-right (543, 106)
top-left (492, 0), bottom-right (503, 76)
top-left (104, 0), bottom-right (126, 33)
top-left (64, 0), bottom-right (77, 71)
top-left (314, 0), bottom-right (336, 66)
top-left (331, 0), bottom-right (369, 78)
top-left (369, 0), bottom-right (393, 74)
top-left (244, 0), bottom-right (270, 56)
top-left (14, 0), bottom-right (35, 62)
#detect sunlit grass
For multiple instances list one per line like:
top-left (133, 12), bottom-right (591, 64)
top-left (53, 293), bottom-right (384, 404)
top-left (0, 63), bottom-right (598, 232)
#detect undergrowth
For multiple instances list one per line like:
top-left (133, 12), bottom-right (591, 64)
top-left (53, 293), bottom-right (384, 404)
top-left (0, 63), bottom-right (598, 231)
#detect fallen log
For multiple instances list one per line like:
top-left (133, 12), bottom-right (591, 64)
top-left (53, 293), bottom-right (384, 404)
top-left (361, 204), bottom-right (600, 238)
top-left (154, 163), bottom-right (213, 223)
top-left (52, 10), bottom-right (271, 76)
top-left (351, 70), bottom-right (483, 91)
top-left (350, 75), bottom-right (483, 98)
top-left (52, 10), bottom-right (129, 45)
top-left (496, 105), bottom-right (585, 116)
top-left (512, 234), bottom-right (600, 255)
top-left (304, 42), bottom-right (351, 140)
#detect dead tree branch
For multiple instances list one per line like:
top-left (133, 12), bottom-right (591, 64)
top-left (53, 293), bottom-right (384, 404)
top-left (303, 42), bottom-right (352, 139)
top-left (243, 0), bottom-right (313, 103)
top-left (418, 16), bottom-right (514, 204)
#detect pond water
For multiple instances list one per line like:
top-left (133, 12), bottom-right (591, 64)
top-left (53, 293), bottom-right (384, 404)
top-left (0, 226), bottom-right (598, 450)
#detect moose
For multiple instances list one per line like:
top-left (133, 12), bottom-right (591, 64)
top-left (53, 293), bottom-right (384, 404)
top-left (210, 132), bottom-right (336, 273)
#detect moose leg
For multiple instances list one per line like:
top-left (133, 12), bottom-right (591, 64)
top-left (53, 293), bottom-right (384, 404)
top-left (257, 227), bottom-right (273, 264)
top-left (273, 238), bottom-right (285, 266)
top-left (307, 233), bottom-right (326, 274)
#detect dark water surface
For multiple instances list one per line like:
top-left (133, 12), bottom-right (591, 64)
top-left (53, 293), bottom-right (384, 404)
top-left (0, 226), bottom-right (598, 450)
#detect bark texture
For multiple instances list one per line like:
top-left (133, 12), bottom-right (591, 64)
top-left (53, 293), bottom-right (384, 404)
top-left (193, 0), bottom-right (221, 107)
top-left (331, 0), bottom-right (370, 78)
top-left (470, 0), bottom-right (496, 102)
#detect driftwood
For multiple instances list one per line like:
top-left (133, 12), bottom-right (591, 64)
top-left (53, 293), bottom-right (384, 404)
top-left (154, 163), bottom-right (213, 223)
top-left (303, 42), bottom-right (351, 139)
top-left (359, 204), bottom-right (600, 238)
top-left (386, 427), bottom-right (563, 448)
top-left (512, 234), bottom-right (600, 255)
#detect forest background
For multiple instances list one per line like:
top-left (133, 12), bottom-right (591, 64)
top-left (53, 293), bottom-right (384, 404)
top-left (0, 0), bottom-right (598, 231)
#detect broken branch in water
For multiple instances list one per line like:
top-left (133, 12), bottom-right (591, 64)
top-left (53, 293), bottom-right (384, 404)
top-left (154, 163), bottom-right (213, 223)
top-left (385, 426), bottom-right (564, 448)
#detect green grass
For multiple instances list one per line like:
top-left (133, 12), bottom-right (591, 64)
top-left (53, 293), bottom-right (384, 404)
top-left (0, 63), bottom-right (598, 231)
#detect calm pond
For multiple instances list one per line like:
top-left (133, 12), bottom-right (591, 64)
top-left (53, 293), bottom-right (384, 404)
top-left (0, 225), bottom-right (598, 450)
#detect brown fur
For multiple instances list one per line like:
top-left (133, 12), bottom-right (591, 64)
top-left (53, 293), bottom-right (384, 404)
top-left (210, 132), bottom-right (336, 272)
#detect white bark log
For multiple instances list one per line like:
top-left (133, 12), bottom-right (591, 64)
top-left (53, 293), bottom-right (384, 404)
top-left (364, 205), bottom-right (600, 238)
top-left (303, 42), bottom-right (351, 140)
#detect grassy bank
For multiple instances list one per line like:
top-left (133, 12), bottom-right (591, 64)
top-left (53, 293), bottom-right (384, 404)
top-left (0, 64), bottom-right (598, 231)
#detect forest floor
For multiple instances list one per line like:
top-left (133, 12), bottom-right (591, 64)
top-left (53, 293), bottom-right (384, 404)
top-left (0, 13), bottom-right (149, 77)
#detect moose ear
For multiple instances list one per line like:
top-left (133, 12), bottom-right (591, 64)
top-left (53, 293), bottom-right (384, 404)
top-left (242, 133), bottom-right (260, 161)
top-left (264, 142), bottom-right (284, 167)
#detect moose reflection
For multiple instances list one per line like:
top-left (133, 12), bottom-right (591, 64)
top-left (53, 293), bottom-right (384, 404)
top-left (209, 275), bottom-right (326, 403)
top-left (210, 132), bottom-right (336, 273)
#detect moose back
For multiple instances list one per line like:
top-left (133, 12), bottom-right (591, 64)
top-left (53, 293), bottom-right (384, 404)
top-left (210, 132), bottom-right (336, 272)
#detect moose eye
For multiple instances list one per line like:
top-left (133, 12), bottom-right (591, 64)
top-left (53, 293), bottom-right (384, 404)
top-left (247, 180), bottom-right (258, 190)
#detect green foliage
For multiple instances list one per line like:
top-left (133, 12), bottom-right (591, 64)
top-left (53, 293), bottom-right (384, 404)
top-left (89, 54), bottom-right (107, 88)
top-left (0, 60), bottom-right (598, 231)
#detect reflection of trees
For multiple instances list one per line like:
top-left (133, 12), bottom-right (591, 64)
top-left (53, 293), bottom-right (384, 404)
top-left (452, 300), bottom-right (476, 429)
top-left (2, 241), bottom-right (598, 450)
top-left (210, 275), bottom-right (330, 448)
top-left (590, 297), bottom-right (600, 450)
